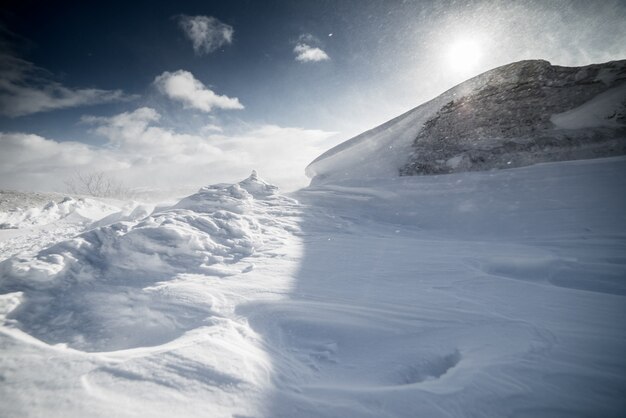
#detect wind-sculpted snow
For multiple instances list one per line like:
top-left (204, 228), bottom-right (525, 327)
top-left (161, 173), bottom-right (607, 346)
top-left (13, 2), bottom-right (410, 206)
top-left (0, 195), bottom-right (119, 229)
top-left (307, 59), bottom-right (626, 184)
top-left (0, 194), bottom-right (126, 261)
top-left (0, 172), bottom-right (296, 352)
top-left (1, 160), bottom-right (625, 417)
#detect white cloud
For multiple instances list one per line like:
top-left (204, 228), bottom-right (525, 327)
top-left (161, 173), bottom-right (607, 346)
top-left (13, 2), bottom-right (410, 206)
top-left (294, 43), bottom-right (330, 62)
top-left (293, 34), bottom-right (330, 62)
top-left (82, 107), bottom-right (225, 161)
top-left (0, 53), bottom-right (134, 117)
top-left (81, 107), bottom-right (162, 148)
top-left (154, 70), bottom-right (243, 112)
top-left (0, 132), bottom-right (126, 191)
top-left (177, 15), bottom-right (233, 55)
top-left (0, 107), bottom-right (339, 193)
top-left (201, 124), bottom-right (223, 133)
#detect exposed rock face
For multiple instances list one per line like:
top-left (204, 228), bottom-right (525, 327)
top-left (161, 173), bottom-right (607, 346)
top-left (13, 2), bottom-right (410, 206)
top-left (400, 60), bottom-right (626, 176)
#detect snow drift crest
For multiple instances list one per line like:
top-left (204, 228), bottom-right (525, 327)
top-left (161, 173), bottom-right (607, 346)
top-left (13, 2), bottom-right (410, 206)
top-left (0, 172), bottom-right (293, 351)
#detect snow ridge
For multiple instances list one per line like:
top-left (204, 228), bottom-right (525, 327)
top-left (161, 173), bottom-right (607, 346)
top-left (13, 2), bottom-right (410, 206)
top-left (0, 172), bottom-right (296, 352)
top-left (0, 196), bottom-right (117, 229)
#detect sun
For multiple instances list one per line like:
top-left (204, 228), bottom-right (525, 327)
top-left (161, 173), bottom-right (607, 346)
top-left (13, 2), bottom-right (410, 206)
top-left (446, 38), bottom-right (483, 74)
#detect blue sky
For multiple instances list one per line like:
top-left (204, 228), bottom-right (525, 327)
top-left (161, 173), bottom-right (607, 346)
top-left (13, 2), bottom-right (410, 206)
top-left (1, 0), bottom-right (625, 191)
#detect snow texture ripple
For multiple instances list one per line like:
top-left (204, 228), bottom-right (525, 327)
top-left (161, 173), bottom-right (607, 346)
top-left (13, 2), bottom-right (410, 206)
top-left (1, 159), bottom-right (625, 417)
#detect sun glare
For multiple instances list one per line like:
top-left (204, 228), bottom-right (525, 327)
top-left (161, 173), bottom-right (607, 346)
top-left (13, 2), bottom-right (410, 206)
top-left (446, 38), bottom-right (482, 73)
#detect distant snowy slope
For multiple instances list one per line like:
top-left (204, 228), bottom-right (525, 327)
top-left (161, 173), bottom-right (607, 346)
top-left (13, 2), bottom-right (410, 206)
top-left (307, 59), bottom-right (626, 185)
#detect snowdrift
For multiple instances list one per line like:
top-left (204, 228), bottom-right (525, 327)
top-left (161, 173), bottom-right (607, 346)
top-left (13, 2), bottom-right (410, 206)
top-left (0, 172), bottom-right (295, 352)
top-left (1, 160), bottom-right (625, 417)
top-left (0, 193), bottom-right (129, 262)
top-left (0, 195), bottom-right (118, 229)
top-left (307, 59), bottom-right (626, 185)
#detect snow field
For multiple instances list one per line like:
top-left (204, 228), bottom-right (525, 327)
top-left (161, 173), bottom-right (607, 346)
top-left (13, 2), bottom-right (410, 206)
top-left (250, 157), bottom-right (626, 417)
top-left (1, 173), bottom-right (304, 417)
top-left (1, 158), bottom-right (626, 417)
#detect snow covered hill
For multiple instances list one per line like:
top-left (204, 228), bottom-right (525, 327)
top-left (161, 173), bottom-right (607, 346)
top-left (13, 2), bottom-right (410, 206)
top-left (307, 59), bottom-right (626, 185)
top-left (1, 158), bottom-right (625, 417)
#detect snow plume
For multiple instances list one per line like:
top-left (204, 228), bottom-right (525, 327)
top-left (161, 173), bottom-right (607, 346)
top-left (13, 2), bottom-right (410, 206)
top-left (154, 70), bottom-right (243, 112)
top-left (0, 52), bottom-right (133, 117)
top-left (294, 34), bottom-right (329, 62)
top-left (177, 15), bottom-right (234, 55)
top-left (0, 107), bottom-right (337, 192)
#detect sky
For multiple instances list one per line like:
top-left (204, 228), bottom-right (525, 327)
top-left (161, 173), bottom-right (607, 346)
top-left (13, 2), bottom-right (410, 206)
top-left (1, 0), bottom-right (625, 193)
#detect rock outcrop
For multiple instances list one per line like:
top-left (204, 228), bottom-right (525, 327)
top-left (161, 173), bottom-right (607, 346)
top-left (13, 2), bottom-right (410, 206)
top-left (400, 60), bottom-right (626, 175)
top-left (307, 59), bottom-right (626, 185)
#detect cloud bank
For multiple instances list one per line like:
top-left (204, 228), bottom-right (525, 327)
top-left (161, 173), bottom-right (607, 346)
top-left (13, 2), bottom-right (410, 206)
top-left (154, 70), bottom-right (243, 112)
top-left (0, 107), bottom-right (338, 193)
top-left (177, 15), bottom-right (234, 55)
top-left (0, 53), bottom-right (133, 117)
top-left (0, 132), bottom-right (125, 191)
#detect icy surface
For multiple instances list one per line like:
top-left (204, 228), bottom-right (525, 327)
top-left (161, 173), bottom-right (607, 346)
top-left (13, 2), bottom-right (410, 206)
top-left (1, 161), bottom-right (626, 417)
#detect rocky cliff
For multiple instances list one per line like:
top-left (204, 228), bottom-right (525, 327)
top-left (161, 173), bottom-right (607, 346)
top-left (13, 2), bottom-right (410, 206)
top-left (307, 59), bottom-right (626, 185)
top-left (400, 60), bottom-right (626, 175)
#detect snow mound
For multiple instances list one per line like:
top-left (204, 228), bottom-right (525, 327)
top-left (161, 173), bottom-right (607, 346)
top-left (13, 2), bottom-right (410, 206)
top-left (0, 196), bottom-right (118, 229)
top-left (0, 194), bottom-right (146, 262)
top-left (173, 170), bottom-right (278, 214)
top-left (0, 172), bottom-right (292, 352)
top-left (307, 59), bottom-right (626, 185)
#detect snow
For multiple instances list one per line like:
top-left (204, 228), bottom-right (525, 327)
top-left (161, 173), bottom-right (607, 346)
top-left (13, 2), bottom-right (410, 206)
top-left (0, 193), bottom-right (126, 261)
top-left (2, 58), bottom-right (625, 414)
top-left (0, 195), bottom-right (112, 229)
top-left (551, 83), bottom-right (626, 129)
top-left (1, 158), bottom-right (625, 417)
top-left (304, 87), bottom-right (446, 184)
